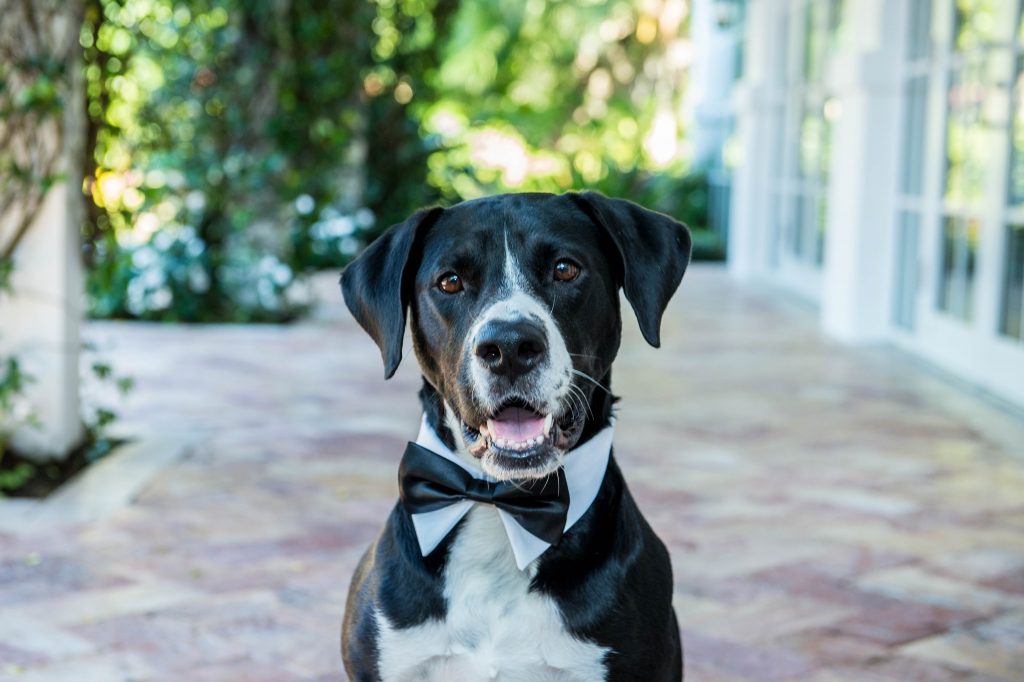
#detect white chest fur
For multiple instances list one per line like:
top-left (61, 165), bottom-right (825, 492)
top-left (374, 506), bottom-right (609, 682)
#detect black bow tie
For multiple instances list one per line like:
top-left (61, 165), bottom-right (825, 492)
top-left (398, 442), bottom-right (571, 545)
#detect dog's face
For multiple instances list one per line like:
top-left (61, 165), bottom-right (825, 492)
top-left (407, 196), bottom-right (622, 479)
top-left (342, 192), bottom-right (690, 480)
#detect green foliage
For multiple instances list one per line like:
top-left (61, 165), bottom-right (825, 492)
top-left (0, 2), bottom-right (76, 286)
top-left (80, 343), bottom-right (135, 463)
top-left (0, 345), bottom-right (133, 494)
top-left (359, 0), bottom-right (459, 229)
top-left (0, 462), bottom-right (34, 494)
top-left (0, 258), bottom-right (13, 292)
top-left (0, 1), bottom-right (133, 472)
top-left (415, 0), bottom-right (694, 211)
top-left (83, 0), bottom-right (712, 322)
top-left (0, 356), bottom-right (38, 466)
top-left (84, 0), bottom-right (458, 322)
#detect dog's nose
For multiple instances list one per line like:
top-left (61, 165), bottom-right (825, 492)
top-left (474, 319), bottom-right (548, 376)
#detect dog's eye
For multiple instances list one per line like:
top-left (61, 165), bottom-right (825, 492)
top-left (553, 259), bottom-right (581, 282)
top-left (437, 272), bottom-right (463, 294)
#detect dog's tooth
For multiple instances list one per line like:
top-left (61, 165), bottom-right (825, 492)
top-left (543, 414), bottom-right (554, 435)
top-left (486, 419), bottom-right (496, 437)
top-left (496, 438), bottom-right (507, 449)
top-left (480, 423), bottom-right (490, 438)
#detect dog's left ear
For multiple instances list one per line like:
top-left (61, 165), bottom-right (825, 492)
top-left (340, 207), bottom-right (444, 378)
top-left (569, 191), bottom-right (692, 347)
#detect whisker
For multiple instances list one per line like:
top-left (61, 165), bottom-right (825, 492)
top-left (566, 383), bottom-right (593, 419)
top-left (571, 368), bottom-right (612, 395)
top-left (578, 389), bottom-right (595, 419)
top-left (563, 390), bottom-right (584, 421)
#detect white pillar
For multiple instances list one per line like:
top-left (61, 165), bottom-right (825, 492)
top-left (687, 0), bottom-right (742, 168)
top-left (819, 0), bottom-right (904, 342)
top-left (728, 0), bottom-right (782, 279)
top-left (0, 17), bottom-right (84, 461)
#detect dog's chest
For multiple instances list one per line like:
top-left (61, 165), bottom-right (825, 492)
top-left (375, 507), bottom-right (608, 682)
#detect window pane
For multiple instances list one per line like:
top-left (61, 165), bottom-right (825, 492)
top-left (812, 194), bottom-right (827, 265)
top-left (788, 193), bottom-right (806, 257)
top-left (1020, 1), bottom-right (1024, 44)
top-left (802, 1), bottom-right (827, 82)
top-left (1010, 56), bottom-right (1024, 206)
top-left (785, 7), bottom-right (800, 84)
top-left (769, 192), bottom-right (782, 267)
top-left (954, 0), bottom-right (999, 50)
top-left (907, 0), bottom-right (932, 60)
top-left (1001, 223), bottom-right (1024, 340)
top-left (894, 212), bottom-right (921, 329)
top-left (944, 60), bottom-right (997, 207)
top-left (828, 0), bottom-right (846, 48)
top-left (799, 101), bottom-right (828, 179)
top-left (901, 75), bottom-right (929, 196)
top-left (937, 215), bottom-right (979, 321)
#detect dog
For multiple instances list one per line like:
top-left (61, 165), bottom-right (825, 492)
top-left (340, 191), bottom-right (691, 681)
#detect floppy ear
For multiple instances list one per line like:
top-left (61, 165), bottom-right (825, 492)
top-left (340, 207), bottom-right (444, 378)
top-left (569, 191), bottom-right (692, 347)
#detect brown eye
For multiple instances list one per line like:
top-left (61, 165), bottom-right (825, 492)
top-left (437, 272), bottom-right (463, 293)
top-left (553, 259), bottom-right (581, 282)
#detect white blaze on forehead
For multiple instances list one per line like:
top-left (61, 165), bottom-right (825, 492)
top-left (465, 233), bottom-right (572, 416)
top-left (502, 231), bottom-right (530, 292)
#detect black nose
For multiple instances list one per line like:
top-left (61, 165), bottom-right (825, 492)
top-left (474, 319), bottom-right (548, 376)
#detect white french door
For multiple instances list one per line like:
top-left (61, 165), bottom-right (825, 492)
top-left (767, 0), bottom-right (843, 301)
top-left (893, 0), bottom-right (1024, 405)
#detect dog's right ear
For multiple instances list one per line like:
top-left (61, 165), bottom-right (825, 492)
top-left (340, 207), bottom-right (444, 379)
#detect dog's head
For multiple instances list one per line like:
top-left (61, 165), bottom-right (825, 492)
top-left (341, 192), bottom-right (690, 480)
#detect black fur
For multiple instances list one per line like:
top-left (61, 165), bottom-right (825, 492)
top-left (340, 192), bottom-right (690, 680)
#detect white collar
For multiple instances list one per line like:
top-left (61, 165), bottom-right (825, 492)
top-left (409, 416), bottom-right (614, 570)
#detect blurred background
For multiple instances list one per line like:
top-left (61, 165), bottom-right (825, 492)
top-left (3, 0), bottom-right (1023, 461)
top-left (1, 0), bottom-right (721, 469)
top-left (2, 1), bottom-right (1024, 680)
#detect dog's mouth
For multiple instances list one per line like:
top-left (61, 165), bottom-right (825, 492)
top-left (459, 397), bottom-right (582, 479)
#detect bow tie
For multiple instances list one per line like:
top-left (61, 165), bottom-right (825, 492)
top-left (402, 417), bottom-right (615, 569)
top-left (399, 442), bottom-right (570, 545)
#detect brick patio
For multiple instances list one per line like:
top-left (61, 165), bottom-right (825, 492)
top-left (1, 265), bottom-right (1022, 681)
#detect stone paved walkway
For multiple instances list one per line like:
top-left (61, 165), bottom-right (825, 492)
top-left (1, 265), bottom-right (1023, 681)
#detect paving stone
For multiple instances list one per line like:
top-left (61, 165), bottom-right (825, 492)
top-left (681, 629), bottom-right (820, 681)
top-left (854, 565), bottom-right (1024, 614)
top-left (0, 266), bottom-right (1020, 679)
top-left (898, 612), bottom-right (1024, 681)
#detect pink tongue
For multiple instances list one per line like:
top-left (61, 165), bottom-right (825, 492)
top-left (489, 407), bottom-right (546, 442)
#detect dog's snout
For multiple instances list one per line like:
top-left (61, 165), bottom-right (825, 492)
top-left (473, 319), bottom-right (548, 376)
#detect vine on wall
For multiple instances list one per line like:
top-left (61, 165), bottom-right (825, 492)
top-left (0, 0), bottom-right (129, 488)
top-left (0, 0), bottom-right (81, 283)
top-left (0, 1), bottom-right (83, 468)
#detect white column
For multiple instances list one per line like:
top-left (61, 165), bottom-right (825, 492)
top-left (0, 25), bottom-right (84, 461)
top-left (819, 0), bottom-right (904, 342)
top-left (687, 0), bottom-right (742, 168)
top-left (728, 0), bottom-right (782, 279)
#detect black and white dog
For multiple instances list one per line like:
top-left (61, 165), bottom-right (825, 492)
top-left (340, 192), bottom-right (690, 681)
